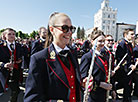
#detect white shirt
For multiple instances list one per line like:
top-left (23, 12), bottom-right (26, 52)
top-left (6, 41), bottom-right (15, 51)
top-left (52, 42), bottom-right (69, 54)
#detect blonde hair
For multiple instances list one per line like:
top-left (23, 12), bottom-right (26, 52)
top-left (44, 12), bottom-right (70, 48)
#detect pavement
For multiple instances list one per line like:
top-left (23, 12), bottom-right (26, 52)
top-left (0, 88), bottom-right (24, 102)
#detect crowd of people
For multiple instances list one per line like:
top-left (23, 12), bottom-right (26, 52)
top-left (0, 12), bottom-right (138, 102)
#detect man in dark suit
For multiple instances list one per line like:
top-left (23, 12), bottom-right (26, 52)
top-left (0, 28), bottom-right (23, 102)
top-left (31, 27), bottom-right (47, 55)
top-left (115, 29), bottom-right (136, 102)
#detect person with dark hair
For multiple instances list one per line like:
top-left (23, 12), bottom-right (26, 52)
top-left (115, 28), bottom-right (136, 102)
top-left (31, 27), bottom-right (47, 55)
top-left (80, 28), bottom-right (113, 102)
top-left (0, 28), bottom-right (23, 102)
top-left (24, 12), bottom-right (84, 102)
top-left (81, 34), bottom-right (91, 54)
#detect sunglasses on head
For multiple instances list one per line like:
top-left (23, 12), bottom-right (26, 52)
top-left (53, 25), bottom-right (76, 34)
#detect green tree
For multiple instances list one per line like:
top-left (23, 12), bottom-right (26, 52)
top-left (80, 27), bottom-right (85, 39)
top-left (30, 30), bottom-right (38, 39)
top-left (0, 29), bottom-right (5, 36)
top-left (77, 27), bottom-right (81, 39)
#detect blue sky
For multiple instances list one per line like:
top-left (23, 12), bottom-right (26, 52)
top-left (0, 0), bottom-right (138, 34)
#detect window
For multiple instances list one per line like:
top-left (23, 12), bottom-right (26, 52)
top-left (108, 14), bottom-right (110, 18)
top-left (113, 21), bottom-right (115, 24)
top-left (113, 14), bottom-right (115, 18)
top-left (108, 26), bottom-right (110, 30)
top-left (108, 20), bottom-right (110, 24)
top-left (103, 13), bottom-right (105, 18)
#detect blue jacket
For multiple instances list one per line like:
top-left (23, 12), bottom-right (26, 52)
top-left (24, 44), bottom-right (81, 102)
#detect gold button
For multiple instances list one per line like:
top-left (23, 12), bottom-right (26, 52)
top-left (73, 97), bottom-right (75, 100)
top-left (71, 75), bottom-right (73, 78)
top-left (71, 86), bottom-right (74, 89)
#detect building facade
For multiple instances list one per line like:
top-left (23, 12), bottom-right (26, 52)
top-left (94, 0), bottom-right (117, 39)
top-left (116, 23), bottom-right (136, 41)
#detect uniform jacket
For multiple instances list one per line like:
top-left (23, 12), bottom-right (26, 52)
top-left (115, 39), bottom-right (134, 73)
top-left (133, 45), bottom-right (138, 58)
top-left (101, 46), bottom-right (115, 70)
top-left (22, 44), bottom-right (31, 69)
top-left (24, 44), bottom-right (81, 102)
top-left (0, 42), bottom-right (23, 90)
top-left (31, 39), bottom-right (45, 55)
top-left (80, 49), bottom-right (108, 102)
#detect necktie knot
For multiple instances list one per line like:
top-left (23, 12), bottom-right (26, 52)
top-left (10, 43), bottom-right (14, 51)
top-left (59, 50), bottom-right (69, 57)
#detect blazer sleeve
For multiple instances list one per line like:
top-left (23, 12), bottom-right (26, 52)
top-left (24, 54), bottom-right (48, 102)
top-left (80, 53), bottom-right (91, 79)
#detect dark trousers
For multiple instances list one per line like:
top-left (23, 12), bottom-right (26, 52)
top-left (7, 69), bottom-right (20, 102)
top-left (113, 69), bottom-right (132, 102)
top-left (133, 71), bottom-right (138, 96)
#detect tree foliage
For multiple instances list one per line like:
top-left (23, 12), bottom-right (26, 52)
top-left (77, 27), bottom-right (85, 39)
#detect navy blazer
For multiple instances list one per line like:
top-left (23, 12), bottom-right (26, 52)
top-left (133, 45), bottom-right (138, 58)
top-left (31, 39), bottom-right (45, 55)
top-left (80, 49), bottom-right (108, 102)
top-left (24, 44), bottom-right (81, 102)
top-left (0, 42), bottom-right (23, 90)
top-left (80, 49), bottom-right (107, 86)
top-left (101, 46), bottom-right (115, 69)
top-left (115, 39), bottom-right (134, 73)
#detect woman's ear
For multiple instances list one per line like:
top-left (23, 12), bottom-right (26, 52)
top-left (49, 26), bottom-right (54, 35)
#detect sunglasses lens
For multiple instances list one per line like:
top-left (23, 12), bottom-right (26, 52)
top-left (107, 39), bottom-right (113, 42)
top-left (62, 25), bottom-right (69, 33)
top-left (71, 26), bottom-right (76, 33)
top-left (60, 25), bottom-right (76, 33)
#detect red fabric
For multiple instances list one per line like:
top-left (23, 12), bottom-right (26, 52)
top-left (98, 56), bottom-right (108, 82)
top-left (57, 56), bottom-right (76, 102)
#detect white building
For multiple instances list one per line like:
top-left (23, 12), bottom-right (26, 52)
top-left (85, 28), bottom-right (93, 37)
top-left (116, 23), bottom-right (136, 41)
top-left (94, 0), bottom-right (117, 39)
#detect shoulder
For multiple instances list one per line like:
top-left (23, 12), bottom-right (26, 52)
top-left (134, 45), bottom-right (138, 51)
top-left (81, 51), bottom-right (92, 60)
top-left (32, 40), bottom-right (40, 45)
top-left (31, 48), bottom-right (48, 60)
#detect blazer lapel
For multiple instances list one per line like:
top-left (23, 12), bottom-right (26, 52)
top-left (46, 44), bottom-right (70, 88)
top-left (95, 55), bottom-right (106, 73)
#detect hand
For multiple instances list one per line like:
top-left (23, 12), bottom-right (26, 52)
top-left (99, 82), bottom-right (112, 90)
top-left (82, 75), bottom-right (93, 91)
top-left (15, 59), bottom-right (22, 64)
top-left (130, 64), bottom-right (136, 71)
top-left (4, 62), bottom-right (14, 70)
top-left (114, 66), bottom-right (120, 72)
top-left (111, 70), bottom-right (115, 76)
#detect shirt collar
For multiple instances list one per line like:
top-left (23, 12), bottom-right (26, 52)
top-left (6, 40), bottom-right (15, 45)
top-left (124, 38), bottom-right (132, 43)
top-left (92, 47), bottom-right (101, 56)
top-left (52, 42), bottom-right (69, 54)
top-left (40, 37), bottom-right (45, 42)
